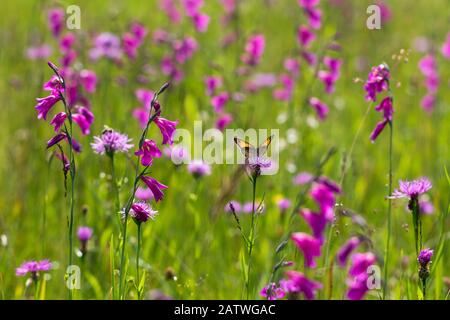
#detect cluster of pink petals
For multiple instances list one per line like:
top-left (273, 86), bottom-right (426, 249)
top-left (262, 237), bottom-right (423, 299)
top-left (241, 34), bottom-right (265, 66)
top-left (123, 22), bottom-right (147, 59)
top-left (47, 8), bottom-right (64, 37)
top-left (205, 76), bottom-right (223, 96)
top-left (346, 252), bottom-right (377, 300)
top-left (135, 139), bottom-right (162, 166)
top-left (187, 159), bottom-right (212, 178)
top-left (309, 97), bottom-right (329, 120)
top-left (129, 201), bottom-right (158, 223)
top-left (298, 0), bottom-right (322, 29)
top-left (418, 54), bottom-right (439, 112)
top-left (27, 44), bottom-right (52, 60)
top-left (390, 177), bottom-right (432, 199)
top-left (160, 0), bottom-right (182, 24)
top-left (364, 63), bottom-right (390, 102)
top-left (442, 33), bottom-right (450, 59)
top-left (370, 96), bottom-right (393, 142)
top-left (260, 282), bottom-right (286, 300)
top-left (16, 260), bottom-right (52, 277)
top-left (337, 236), bottom-right (361, 267)
top-left (181, 0), bottom-right (210, 33)
top-left (318, 56), bottom-right (341, 94)
top-left (280, 270), bottom-right (322, 300)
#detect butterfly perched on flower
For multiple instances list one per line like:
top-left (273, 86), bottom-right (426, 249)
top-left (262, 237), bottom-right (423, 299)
top-left (234, 135), bottom-right (273, 170)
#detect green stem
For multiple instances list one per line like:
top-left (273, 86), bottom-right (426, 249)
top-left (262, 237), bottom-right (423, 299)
top-left (383, 121), bottom-right (393, 300)
top-left (136, 223), bottom-right (141, 300)
top-left (246, 176), bottom-right (258, 300)
top-left (422, 278), bottom-right (427, 300)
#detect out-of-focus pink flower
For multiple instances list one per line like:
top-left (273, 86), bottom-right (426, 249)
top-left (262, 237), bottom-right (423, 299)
top-left (309, 97), bottom-right (329, 120)
top-left (441, 33), bottom-right (450, 59)
top-left (241, 34), bottom-right (265, 66)
top-left (48, 9), bottom-right (64, 37)
top-left (173, 37), bottom-right (198, 64)
top-left (89, 33), bottom-right (122, 61)
top-left (26, 45), bottom-right (52, 60)
top-left (293, 172), bottom-right (313, 185)
top-left (192, 12), bottom-right (210, 32)
top-left (284, 58), bottom-right (300, 77)
top-left (60, 33), bottom-right (76, 52)
top-left (135, 187), bottom-right (154, 201)
top-left (245, 73), bottom-right (277, 92)
top-left (205, 76), bottom-right (223, 96)
top-left (337, 237), bottom-right (361, 267)
top-left (160, 0), bottom-right (182, 24)
top-left (364, 63), bottom-right (390, 102)
top-left (79, 70), bottom-right (97, 93)
top-left (273, 75), bottom-right (295, 102)
top-left (301, 51), bottom-right (317, 66)
top-left (215, 113), bottom-right (233, 131)
top-left (211, 92), bottom-right (230, 112)
top-left (297, 25), bottom-right (315, 47)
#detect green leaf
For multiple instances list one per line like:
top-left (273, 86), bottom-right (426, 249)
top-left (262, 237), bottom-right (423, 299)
top-left (85, 272), bottom-right (103, 300)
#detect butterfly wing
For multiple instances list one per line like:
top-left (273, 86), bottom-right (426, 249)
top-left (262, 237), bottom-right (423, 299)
top-left (234, 137), bottom-right (256, 160)
top-left (256, 134), bottom-right (274, 157)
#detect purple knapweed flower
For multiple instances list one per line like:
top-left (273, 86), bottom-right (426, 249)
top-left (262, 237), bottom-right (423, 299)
top-left (418, 248), bottom-right (433, 267)
top-left (260, 283), bottom-right (286, 300)
top-left (135, 139), bottom-right (162, 166)
top-left (293, 171), bottom-right (313, 185)
top-left (277, 198), bottom-right (291, 212)
top-left (188, 160), bottom-right (212, 178)
top-left (291, 232), bottom-right (322, 268)
top-left (225, 201), bottom-right (241, 213)
top-left (89, 32), bottom-right (122, 61)
top-left (140, 176), bottom-right (168, 202)
top-left (91, 129), bottom-right (133, 155)
top-left (16, 260), bottom-right (52, 279)
top-left (337, 237), bottom-right (361, 267)
top-left (129, 201), bottom-right (158, 223)
top-left (77, 226), bottom-right (93, 242)
top-left (280, 270), bottom-right (322, 300)
top-left (390, 178), bottom-right (432, 200)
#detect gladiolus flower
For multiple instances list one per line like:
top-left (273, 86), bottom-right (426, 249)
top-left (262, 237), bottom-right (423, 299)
top-left (135, 139), bottom-right (162, 166)
top-left (291, 232), bottom-right (322, 268)
top-left (140, 176), bottom-right (168, 202)
top-left (280, 270), bottom-right (322, 300)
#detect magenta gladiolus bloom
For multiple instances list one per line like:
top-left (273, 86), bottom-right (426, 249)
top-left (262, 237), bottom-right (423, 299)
top-left (284, 58), bottom-right (300, 77)
top-left (309, 97), bottom-right (329, 120)
top-left (346, 272), bottom-right (370, 300)
top-left (280, 270), bottom-right (322, 300)
top-left (129, 201), bottom-right (158, 223)
top-left (192, 13), bottom-right (210, 32)
top-left (188, 160), bottom-right (212, 178)
top-left (79, 70), bottom-right (97, 93)
top-left (77, 226), bottom-right (93, 242)
top-left (364, 64), bottom-right (390, 102)
top-left (140, 176), bottom-right (168, 202)
top-left (260, 283), bottom-right (286, 300)
top-left (291, 232), bottom-right (322, 268)
top-left (72, 107), bottom-right (94, 135)
top-left (337, 237), bottom-right (361, 267)
top-left (135, 139), bottom-right (162, 166)
top-left (35, 94), bottom-right (61, 120)
top-left (390, 177), bottom-right (432, 199)
top-left (154, 116), bottom-right (178, 145)
top-left (91, 129), bottom-right (133, 155)
top-left (211, 92), bottom-right (230, 113)
top-left (370, 96), bottom-right (393, 142)
top-left (16, 260), bottom-right (52, 277)
top-left (301, 51), bottom-right (317, 66)
top-left (305, 7), bottom-right (322, 29)
top-left (215, 113), bottom-right (233, 131)
top-left (50, 112), bottom-right (67, 132)
top-left (300, 209), bottom-right (328, 242)
top-left (241, 34), bottom-right (265, 66)
top-left (348, 252), bottom-right (376, 277)
top-left (205, 76), bottom-right (223, 96)
top-left (47, 132), bottom-right (67, 149)
top-left (48, 8), bottom-right (64, 37)
top-left (297, 25), bottom-right (315, 47)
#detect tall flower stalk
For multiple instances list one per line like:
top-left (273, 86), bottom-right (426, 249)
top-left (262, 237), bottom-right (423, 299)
top-left (118, 82), bottom-right (172, 299)
top-left (363, 63), bottom-right (393, 299)
top-left (246, 173), bottom-right (258, 299)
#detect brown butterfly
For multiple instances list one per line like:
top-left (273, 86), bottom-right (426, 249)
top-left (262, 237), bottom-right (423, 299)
top-left (234, 135), bottom-right (274, 164)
